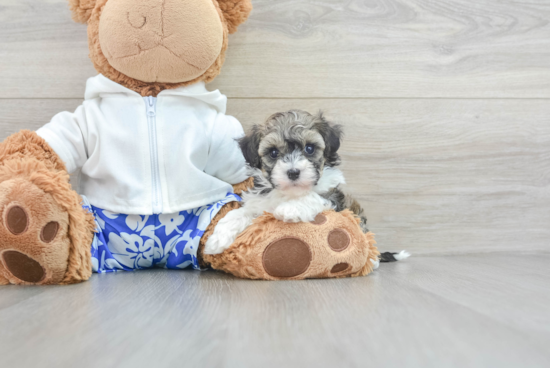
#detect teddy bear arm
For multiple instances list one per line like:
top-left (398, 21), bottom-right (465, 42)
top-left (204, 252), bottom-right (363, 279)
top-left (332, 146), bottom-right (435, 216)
top-left (232, 177), bottom-right (255, 196)
top-left (0, 130), bottom-right (67, 172)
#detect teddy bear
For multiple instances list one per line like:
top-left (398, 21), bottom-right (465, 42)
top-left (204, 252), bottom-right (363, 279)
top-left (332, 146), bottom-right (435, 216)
top-left (0, 0), bottom-right (379, 285)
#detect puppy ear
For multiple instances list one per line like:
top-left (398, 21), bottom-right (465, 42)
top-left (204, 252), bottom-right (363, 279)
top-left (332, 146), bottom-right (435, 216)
top-left (216, 0), bottom-right (253, 34)
top-left (315, 112), bottom-right (344, 167)
top-left (239, 125), bottom-right (263, 169)
top-left (69, 0), bottom-right (97, 23)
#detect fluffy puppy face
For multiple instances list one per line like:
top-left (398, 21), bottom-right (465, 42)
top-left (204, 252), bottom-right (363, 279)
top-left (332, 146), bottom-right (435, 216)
top-left (240, 110), bottom-right (343, 194)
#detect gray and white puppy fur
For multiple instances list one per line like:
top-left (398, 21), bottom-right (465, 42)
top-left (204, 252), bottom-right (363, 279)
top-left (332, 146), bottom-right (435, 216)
top-left (204, 110), bottom-right (409, 263)
top-left (244, 109), bottom-right (367, 229)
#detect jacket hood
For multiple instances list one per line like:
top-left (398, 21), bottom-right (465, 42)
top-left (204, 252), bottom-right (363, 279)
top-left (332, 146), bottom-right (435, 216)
top-left (84, 74), bottom-right (228, 114)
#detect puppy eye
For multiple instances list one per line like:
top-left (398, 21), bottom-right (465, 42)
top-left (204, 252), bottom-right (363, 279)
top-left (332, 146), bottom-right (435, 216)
top-left (270, 148), bottom-right (279, 159)
top-left (305, 144), bottom-right (315, 155)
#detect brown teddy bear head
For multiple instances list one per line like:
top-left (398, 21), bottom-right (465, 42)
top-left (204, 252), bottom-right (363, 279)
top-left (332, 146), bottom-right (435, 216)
top-left (69, 0), bottom-right (252, 96)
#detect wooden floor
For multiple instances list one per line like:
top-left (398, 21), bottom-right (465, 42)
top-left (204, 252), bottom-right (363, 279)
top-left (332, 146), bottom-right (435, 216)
top-left (0, 253), bottom-right (549, 368)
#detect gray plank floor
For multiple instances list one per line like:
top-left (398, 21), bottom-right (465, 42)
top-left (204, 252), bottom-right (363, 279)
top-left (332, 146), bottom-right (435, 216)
top-left (1, 253), bottom-right (549, 368)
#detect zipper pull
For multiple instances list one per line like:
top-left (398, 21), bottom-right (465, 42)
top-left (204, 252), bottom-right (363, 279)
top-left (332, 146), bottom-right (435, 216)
top-left (146, 96), bottom-right (156, 117)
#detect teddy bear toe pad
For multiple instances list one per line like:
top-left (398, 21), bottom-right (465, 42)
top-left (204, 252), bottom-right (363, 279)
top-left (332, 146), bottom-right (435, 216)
top-left (330, 262), bottom-right (350, 274)
top-left (41, 221), bottom-right (60, 243)
top-left (2, 251), bottom-right (45, 283)
top-left (327, 229), bottom-right (351, 252)
top-left (5, 205), bottom-right (29, 235)
top-left (0, 179), bottom-right (70, 285)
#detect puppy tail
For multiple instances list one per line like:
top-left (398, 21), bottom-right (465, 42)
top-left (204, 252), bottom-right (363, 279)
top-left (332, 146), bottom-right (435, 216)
top-left (379, 250), bottom-right (411, 263)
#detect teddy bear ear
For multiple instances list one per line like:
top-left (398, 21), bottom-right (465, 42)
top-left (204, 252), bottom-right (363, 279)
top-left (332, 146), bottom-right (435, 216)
top-left (216, 0), bottom-right (253, 34)
top-left (68, 0), bottom-right (97, 24)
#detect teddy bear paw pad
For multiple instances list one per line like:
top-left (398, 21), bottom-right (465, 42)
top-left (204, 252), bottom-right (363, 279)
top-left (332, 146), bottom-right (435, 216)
top-left (41, 222), bottom-right (60, 243)
top-left (327, 229), bottom-right (351, 252)
top-left (257, 212), bottom-right (375, 280)
top-left (1, 251), bottom-right (45, 283)
top-left (262, 237), bottom-right (312, 278)
top-left (310, 213), bottom-right (327, 225)
top-left (330, 262), bottom-right (350, 274)
top-left (5, 205), bottom-right (29, 235)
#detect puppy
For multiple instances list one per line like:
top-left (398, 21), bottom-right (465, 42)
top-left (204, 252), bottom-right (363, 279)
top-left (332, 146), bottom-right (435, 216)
top-left (204, 110), bottom-right (409, 263)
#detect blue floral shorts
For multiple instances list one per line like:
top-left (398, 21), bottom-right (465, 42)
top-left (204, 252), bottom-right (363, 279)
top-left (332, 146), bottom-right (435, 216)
top-left (81, 193), bottom-right (240, 273)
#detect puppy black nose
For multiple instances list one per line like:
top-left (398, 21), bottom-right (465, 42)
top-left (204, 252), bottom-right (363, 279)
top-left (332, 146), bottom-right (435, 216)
top-left (287, 169), bottom-right (300, 181)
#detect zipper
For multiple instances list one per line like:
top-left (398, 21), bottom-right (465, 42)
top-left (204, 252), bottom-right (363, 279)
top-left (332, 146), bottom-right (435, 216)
top-left (145, 96), bottom-right (163, 214)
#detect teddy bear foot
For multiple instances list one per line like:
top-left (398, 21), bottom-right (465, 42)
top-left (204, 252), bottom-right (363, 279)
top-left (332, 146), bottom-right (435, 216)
top-left (0, 178), bottom-right (72, 285)
top-left (203, 210), bottom-right (379, 280)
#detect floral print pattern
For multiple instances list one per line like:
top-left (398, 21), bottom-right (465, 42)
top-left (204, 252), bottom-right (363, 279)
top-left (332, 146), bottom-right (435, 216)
top-left (82, 193), bottom-right (240, 273)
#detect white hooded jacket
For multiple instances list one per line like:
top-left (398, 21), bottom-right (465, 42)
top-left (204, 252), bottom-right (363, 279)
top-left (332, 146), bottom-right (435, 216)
top-left (37, 74), bottom-right (248, 215)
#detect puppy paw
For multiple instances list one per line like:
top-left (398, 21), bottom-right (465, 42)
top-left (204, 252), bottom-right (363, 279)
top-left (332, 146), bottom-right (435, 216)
top-left (273, 208), bottom-right (300, 223)
top-left (273, 203), bottom-right (316, 223)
